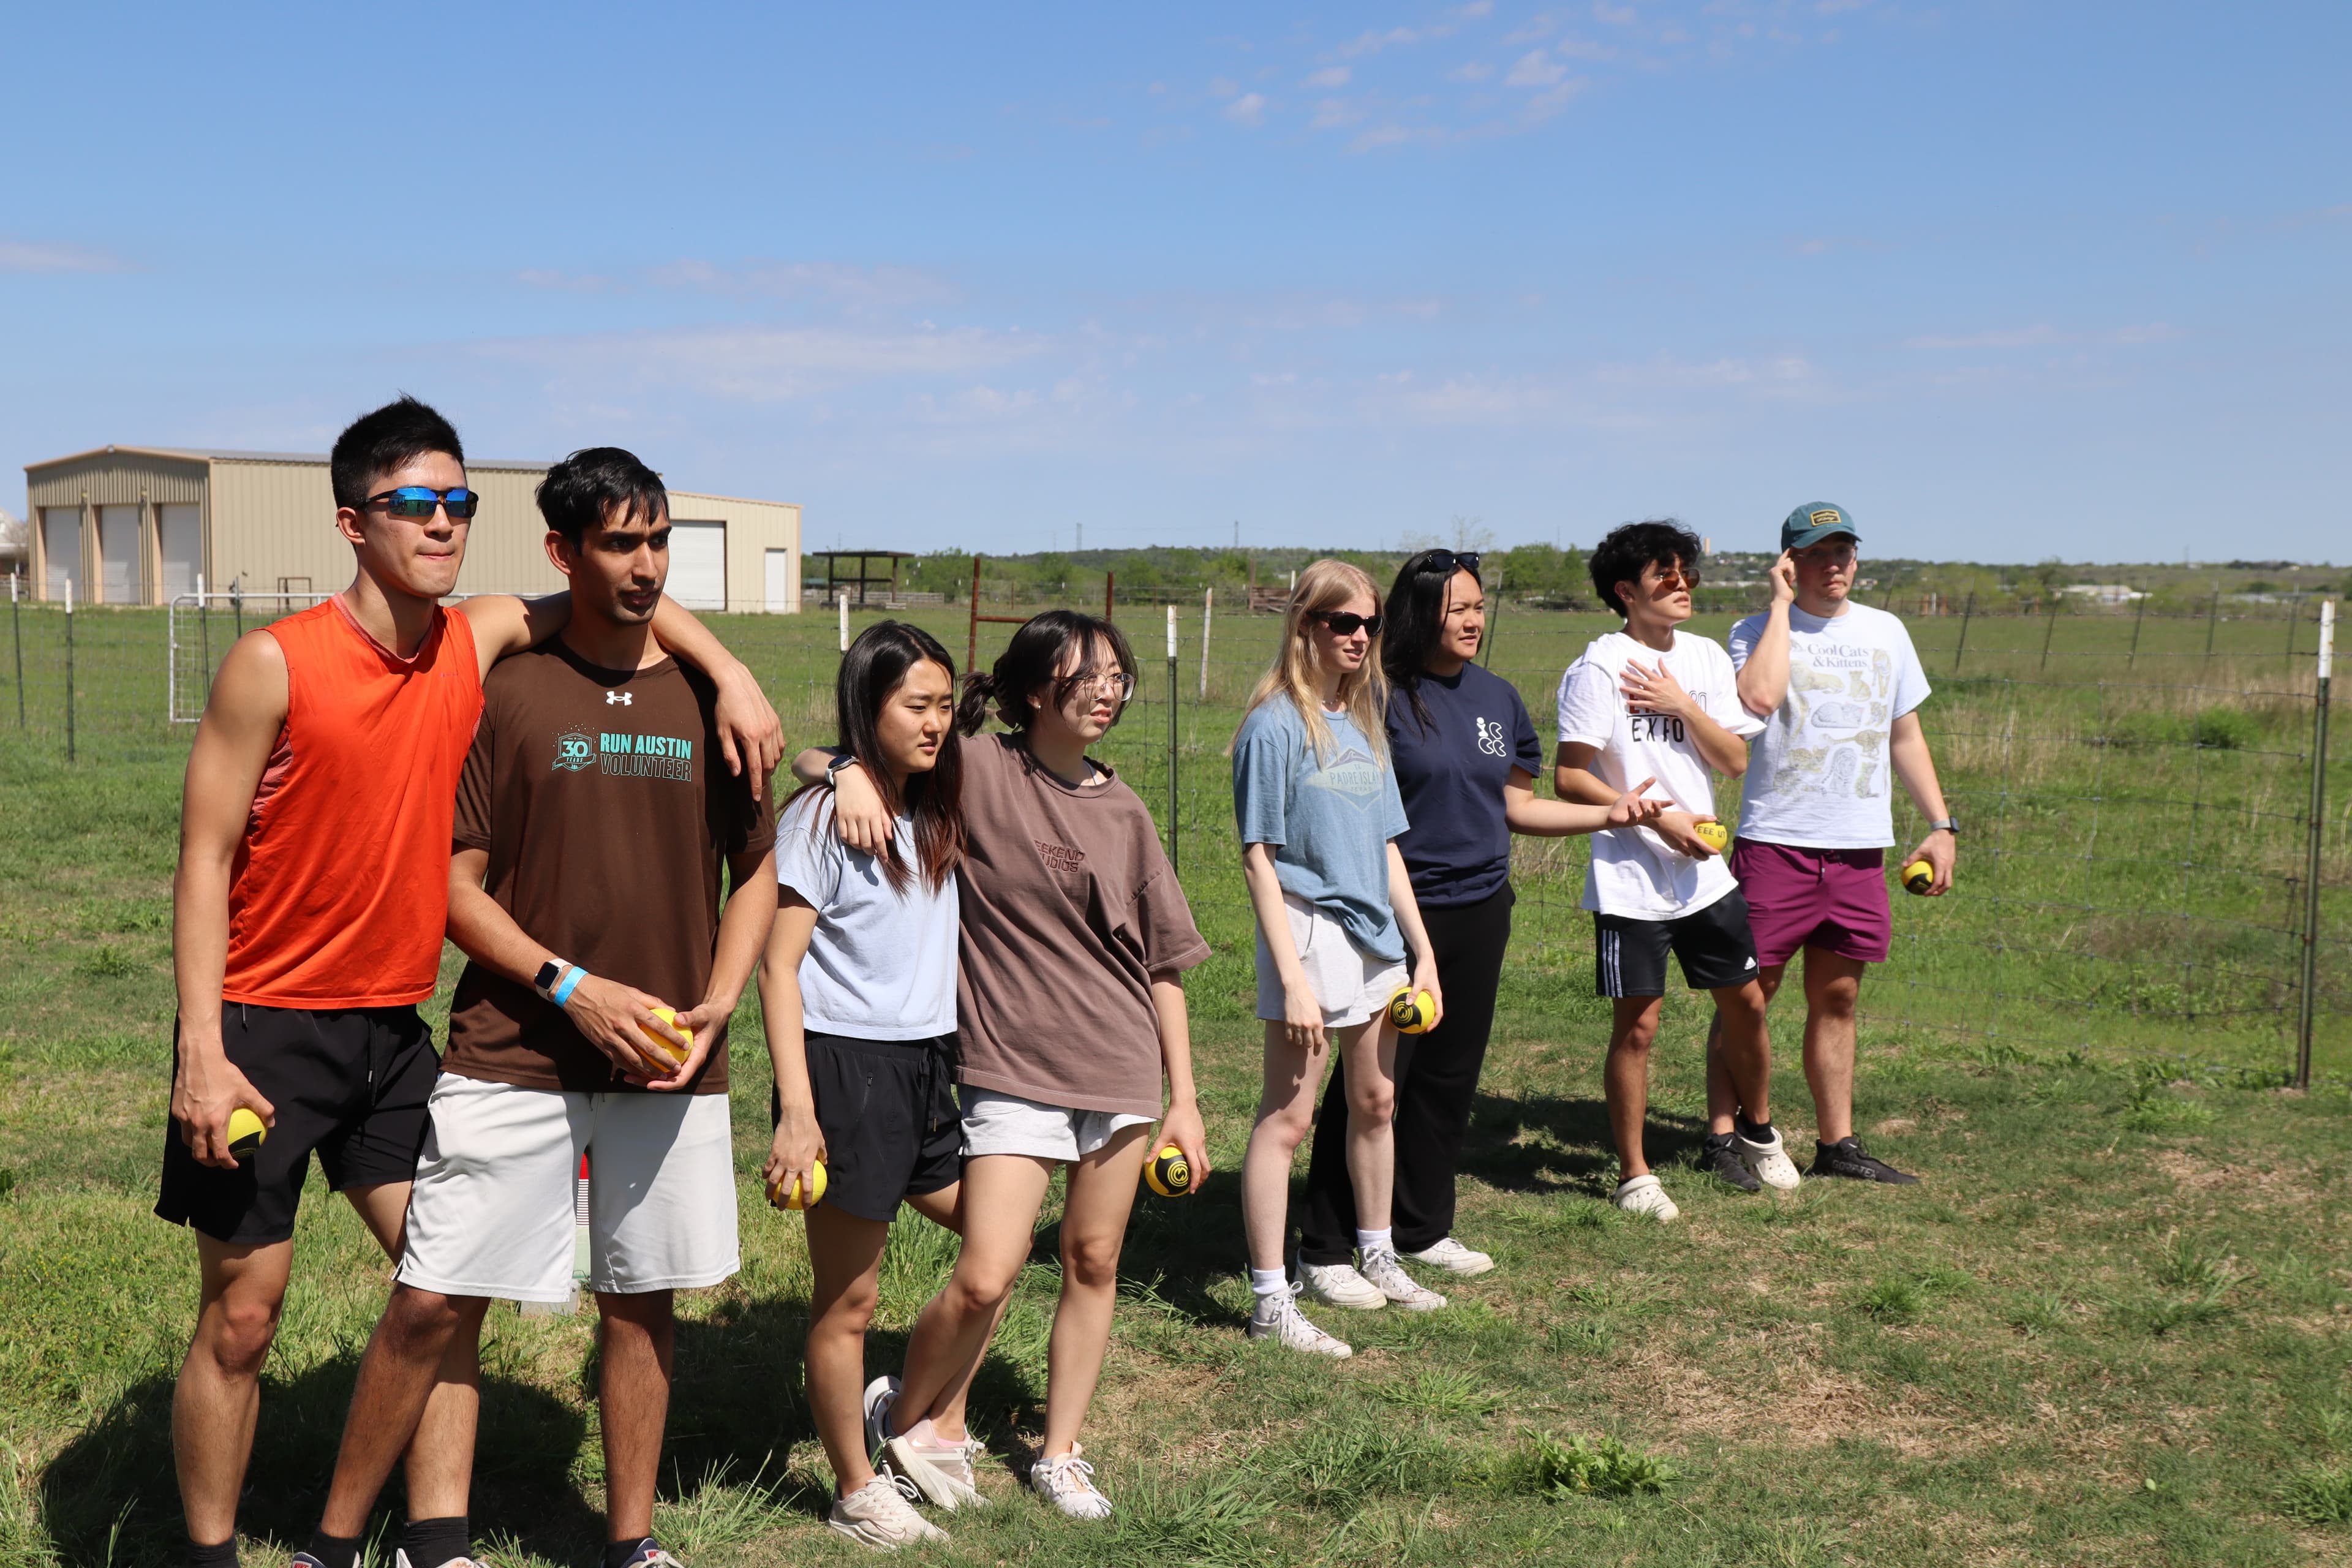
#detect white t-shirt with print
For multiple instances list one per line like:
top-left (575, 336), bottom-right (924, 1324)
top-left (1555, 628), bottom-right (1764, 919)
top-left (1727, 602), bottom-right (1930, 850)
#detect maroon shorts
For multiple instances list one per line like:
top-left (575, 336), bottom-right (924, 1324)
top-left (1727, 840), bottom-right (1891, 969)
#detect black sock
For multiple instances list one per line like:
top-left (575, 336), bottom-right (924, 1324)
top-left (187, 1539), bottom-right (239, 1568)
top-left (1704, 1129), bottom-right (1735, 1149)
top-left (603, 1539), bottom-right (655, 1568)
top-left (304, 1532), bottom-right (363, 1568)
top-left (1736, 1115), bottom-right (1774, 1145)
top-left (401, 1518), bottom-right (470, 1568)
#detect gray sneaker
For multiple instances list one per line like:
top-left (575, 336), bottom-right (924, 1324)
top-left (1358, 1248), bottom-right (1448, 1311)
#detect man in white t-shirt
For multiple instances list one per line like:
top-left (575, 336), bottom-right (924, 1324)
top-left (1707, 502), bottom-right (1958, 1186)
top-left (1555, 520), bottom-right (1798, 1220)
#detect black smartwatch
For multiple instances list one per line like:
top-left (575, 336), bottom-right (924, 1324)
top-left (826, 752), bottom-right (863, 781)
top-left (1929, 817), bottom-right (1960, 836)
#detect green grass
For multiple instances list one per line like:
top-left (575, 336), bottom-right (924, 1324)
top-left (4, 738), bottom-right (2352, 1565)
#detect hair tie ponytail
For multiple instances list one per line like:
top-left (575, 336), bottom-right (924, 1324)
top-left (956, 669), bottom-right (997, 736)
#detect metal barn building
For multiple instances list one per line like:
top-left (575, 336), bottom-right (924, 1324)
top-left (22, 445), bottom-right (802, 612)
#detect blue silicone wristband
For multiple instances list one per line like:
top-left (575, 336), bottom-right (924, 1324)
top-left (549, 965), bottom-right (586, 1006)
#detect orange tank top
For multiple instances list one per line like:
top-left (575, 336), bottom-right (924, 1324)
top-left (221, 597), bottom-right (483, 1008)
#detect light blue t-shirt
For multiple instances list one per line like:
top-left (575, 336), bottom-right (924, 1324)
top-left (1231, 701), bottom-right (1411, 962)
top-left (774, 792), bottom-right (960, 1039)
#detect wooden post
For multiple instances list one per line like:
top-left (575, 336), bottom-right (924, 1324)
top-left (1105, 571), bottom-right (1115, 622)
top-left (968, 555), bottom-right (982, 674)
top-left (1199, 588), bottom-right (1213, 699)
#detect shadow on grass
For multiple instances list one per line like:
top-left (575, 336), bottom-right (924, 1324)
top-left (1463, 1090), bottom-right (1708, 1194)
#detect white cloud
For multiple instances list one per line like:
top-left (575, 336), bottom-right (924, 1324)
top-left (1224, 92), bottom-right (1268, 126)
top-left (0, 239), bottom-right (129, 273)
top-left (480, 325), bottom-right (1045, 403)
top-left (1303, 65), bottom-right (1352, 87)
top-left (1341, 26), bottom-right (1422, 57)
top-left (1593, 1), bottom-right (1637, 22)
top-left (1208, 76), bottom-right (1240, 97)
top-left (1902, 323), bottom-right (2185, 351)
top-left (1311, 97), bottom-right (1366, 130)
top-left (1505, 48), bottom-right (1568, 86)
top-left (1447, 61), bottom-right (1496, 80)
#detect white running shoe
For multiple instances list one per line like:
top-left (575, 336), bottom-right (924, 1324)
top-left (1736, 1128), bottom-right (1803, 1191)
top-left (1613, 1173), bottom-right (1681, 1221)
top-left (829, 1472), bottom-right (948, 1549)
top-left (1030, 1444), bottom-right (1114, 1520)
top-left (1298, 1260), bottom-right (1387, 1310)
top-left (1403, 1237), bottom-right (1494, 1277)
top-left (883, 1422), bottom-right (989, 1512)
top-left (395, 1554), bottom-right (483, 1568)
top-left (863, 1373), bottom-right (902, 1458)
top-left (1248, 1283), bottom-right (1355, 1357)
top-left (1357, 1248), bottom-right (1448, 1311)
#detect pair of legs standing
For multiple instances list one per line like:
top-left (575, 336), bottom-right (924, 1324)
top-left (1705, 946), bottom-right (1865, 1142)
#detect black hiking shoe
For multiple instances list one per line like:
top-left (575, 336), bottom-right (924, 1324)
top-left (1809, 1137), bottom-right (1920, 1185)
top-left (1703, 1133), bottom-right (1763, 1192)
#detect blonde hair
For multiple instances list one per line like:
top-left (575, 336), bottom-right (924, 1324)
top-left (1236, 558), bottom-right (1391, 766)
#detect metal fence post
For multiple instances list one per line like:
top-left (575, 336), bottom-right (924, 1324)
top-left (2127, 585), bottom-right (2149, 668)
top-left (1166, 605), bottom-right (1180, 878)
top-left (10, 573), bottom-right (22, 729)
top-left (2040, 591), bottom-right (2060, 671)
top-left (2204, 588), bottom-right (2221, 666)
top-left (1199, 588), bottom-right (1213, 701)
top-left (64, 576), bottom-right (75, 763)
top-left (1953, 591), bottom-right (1976, 674)
top-left (2296, 600), bottom-right (2334, 1090)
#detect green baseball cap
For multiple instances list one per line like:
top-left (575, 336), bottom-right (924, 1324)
top-left (1782, 502), bottom-right (1859, 551)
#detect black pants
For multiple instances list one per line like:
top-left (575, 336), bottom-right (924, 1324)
top-left (1298, 883), bottom-right (1513, 1265)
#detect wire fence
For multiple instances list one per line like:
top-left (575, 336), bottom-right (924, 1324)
top-left (4, 582), bottom-right (2343, 1082)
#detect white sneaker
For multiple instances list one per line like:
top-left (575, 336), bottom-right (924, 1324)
top-left (864, 1373), bottom-right (902, 1458)
top-left (1403, 1237), bottom-right (1494, 1277)
top-left (829, 1472), bottom-right (949, 1548)
top-left (883, 1422), bottom-right (989, 1512)
top-left (1248, 1283), bottom-right (1354, 1357)
top-left (1030, 1444), bottom-right (1114, 1520)
top-left (1298, 1260), bottom-right (1387, 1310)
top-left (395, 1553), bottom-right (483, 1568)
top-left (1736, 1128), bottom-right (1803, 1191)
top-left (1613, 1173), bottom-right (1681, 1221)
top-left (1357, 1248), bottom-right (1448, 1311)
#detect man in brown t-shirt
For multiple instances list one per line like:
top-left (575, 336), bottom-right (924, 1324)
top-left (302, 448), bottom-right (777, 1568)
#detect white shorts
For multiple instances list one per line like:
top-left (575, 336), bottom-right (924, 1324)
top-left (1255, 891), bottom-right (1411, 1030)
top-left (398, 1073), bottom-right (739, 1303)
top-left (960, 1088), bottom-right (1153, 1164)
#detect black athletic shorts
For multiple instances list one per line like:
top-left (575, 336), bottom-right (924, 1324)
top-left (156, 1003), bottom-right (440, 1245)
top-left (773, 1031), bottom-right (962, 1223)
top-left (1593, 889), bottom-right (1760, 998)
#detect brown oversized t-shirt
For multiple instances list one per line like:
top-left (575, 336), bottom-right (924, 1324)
top-left (443, 642), bottom-right (774, 1093)
top-left (954, 733), bottom-right (1208, 1117)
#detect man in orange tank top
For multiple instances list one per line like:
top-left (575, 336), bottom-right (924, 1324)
top-left (160, 398), bottom-right (782, 1568)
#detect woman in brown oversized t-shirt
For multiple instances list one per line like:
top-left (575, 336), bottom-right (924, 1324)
top-left (802, 610), bottom-right (1208, 1523)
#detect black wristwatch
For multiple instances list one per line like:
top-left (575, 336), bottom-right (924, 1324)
top-left (1929, 818), bottom-right (1959, 836)
top-left (533, 959), bottom-right (568, 1000)
top-left (826, 752), bottom-right (863, 781)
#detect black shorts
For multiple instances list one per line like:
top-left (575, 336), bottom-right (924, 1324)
top-left (1594, 889), bottom-right (1760, 998)
top-left (772, 1031), bottom-right (962, 1224)
top-left (156, 1003), bottom-right (440, 1245)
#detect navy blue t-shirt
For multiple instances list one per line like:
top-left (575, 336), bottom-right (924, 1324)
top-left (1386, 662), bottom-right (1544, 909)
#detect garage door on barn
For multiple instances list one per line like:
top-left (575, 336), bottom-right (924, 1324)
top-left (667, 521), bottom-right (727, 610)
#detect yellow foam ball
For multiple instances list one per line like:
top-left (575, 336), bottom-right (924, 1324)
top-left (1902, 859), bottom-right (1936, 895)
top-left (1386, 987), bottom-right (1436, 1035)
top-left (641, 1006), bottom-right (694, 1068)
top-left (1144, 1144), bottom-right (1193, 1197)
top-left (770, 1159), bottom-right (828, 1212)
top-left (1695, 821), bottom-right (1730, 854)
top-left (225, 1107), bottom-right (267, 1161)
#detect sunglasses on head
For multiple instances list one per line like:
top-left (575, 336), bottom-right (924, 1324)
top-left (1315, 611), bottom-right (1384, 637)
top-left (365, 486), bottom-right (480, 519)
top-left (1416, 549), bottom-right (1481, 577)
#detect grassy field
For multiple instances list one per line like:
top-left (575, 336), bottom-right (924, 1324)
top-left (0, 597), bottom-right (2346, 1564)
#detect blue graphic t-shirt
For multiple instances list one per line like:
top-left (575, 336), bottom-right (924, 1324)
top-left (1232, 699), bottom-right (1411, 961)
top-left (1387, 663), bottom-right (1543, 910)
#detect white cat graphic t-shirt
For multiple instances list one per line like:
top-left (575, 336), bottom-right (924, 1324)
top-left (1727, 601), bottom-right (1930, 850)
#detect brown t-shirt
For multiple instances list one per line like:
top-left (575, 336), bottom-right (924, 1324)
top-left (954, 733), bottom-right (1209, 1117)
top-left (443, 642), bottom-right (774, 1093)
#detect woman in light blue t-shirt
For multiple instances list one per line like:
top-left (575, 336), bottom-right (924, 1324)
top-left (1231, 558), bottom-right (1446, 1360)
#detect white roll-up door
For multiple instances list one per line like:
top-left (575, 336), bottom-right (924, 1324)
top-left (764, 549), bottom-right (793, 612)
top-left (42, 508), bottom-right (81, 601)
top-left (668, 521), bottom-right (726, 611)
top-left (99, 505), bottom-right (140, 604)
top-left (160, 505), bottom-right (202, 599)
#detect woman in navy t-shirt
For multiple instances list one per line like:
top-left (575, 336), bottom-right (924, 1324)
top-left (1294, 550), bottom-right (1660, 1281)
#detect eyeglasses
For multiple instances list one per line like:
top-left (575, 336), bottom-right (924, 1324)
top-left (365, 486), bottom-right (480, 520)
top-left (1651, 564), bottom-right (1700, 590)
top-left (1415, 549), bottom-right (1481, 577)
top-left (1063, 669), bottom-right (1136, 701)
top-left (1316, 611), bottom-right (1384, 637)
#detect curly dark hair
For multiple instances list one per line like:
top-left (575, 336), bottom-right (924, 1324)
top-left (1588, 519), bottom-right (1702, 618)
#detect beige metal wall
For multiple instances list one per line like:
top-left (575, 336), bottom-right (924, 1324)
top-left (206, 458), bottom-right (565, 598)
top-left (24, 448), bottom-right (206, 603)
top-left (667, 491), bottom-right (802, 614)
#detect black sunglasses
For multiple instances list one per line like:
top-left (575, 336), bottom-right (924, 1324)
top-left (365, 485), bottom-right (480, 520)
top-left (1316, 611), bottom-right (1384, 636)
top-left (1415, 549), bottom-right (1481, 577)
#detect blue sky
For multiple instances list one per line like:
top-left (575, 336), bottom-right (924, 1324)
top-left (5, 2), bottom-right (2346, 562)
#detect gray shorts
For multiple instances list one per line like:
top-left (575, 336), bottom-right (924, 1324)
top-left (960, 1088), bottom-right (1153, 1163)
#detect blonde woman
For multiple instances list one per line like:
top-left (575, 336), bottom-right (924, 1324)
top-left (1231, 559), bottom-right (1446, 1359)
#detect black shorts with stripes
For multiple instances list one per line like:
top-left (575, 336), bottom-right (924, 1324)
top-left (1593, 889), bottom-right (1759, 998)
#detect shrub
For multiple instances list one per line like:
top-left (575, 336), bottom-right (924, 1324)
top-left (2284, 1465), bottom-right (2352, 1525)
top-left (1498, 1433), bottom-right (1676, 1498)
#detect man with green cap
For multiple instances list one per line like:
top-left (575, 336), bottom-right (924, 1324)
top-left (1704, 503), bottom-right (1958, 1185)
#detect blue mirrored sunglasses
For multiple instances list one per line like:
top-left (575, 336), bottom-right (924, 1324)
top-left (366, 486), bottom-right (479, 519)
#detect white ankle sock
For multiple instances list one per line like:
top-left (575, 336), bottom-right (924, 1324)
top-left (1250, 1267), bottom-right (1288, 1298)
top-left (1356, 1227), bottom-right (1393, 1254)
